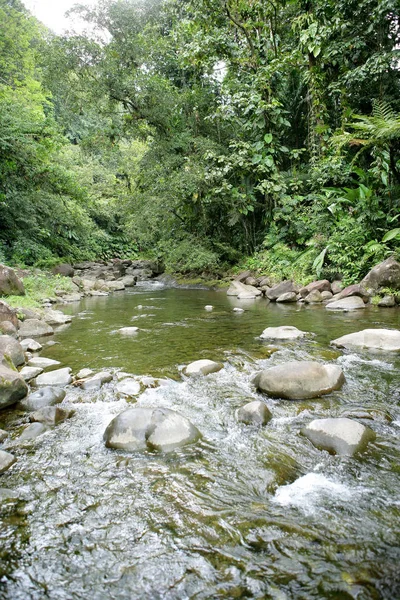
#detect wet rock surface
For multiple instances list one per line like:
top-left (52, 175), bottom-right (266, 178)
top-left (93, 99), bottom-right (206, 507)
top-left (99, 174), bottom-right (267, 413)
top-left (184, 359), bottom-right (223, 376)
top-left (0, 365), bottom-right (28, 409)
top-left (331, 328), bottom-right (400, 352)
top-left (236, 400), bottom-right (272, 425)
top-left (0, 449), bottom-right (17, 474)
top-left (104, 407), bottom-right (201, 452)
top-left (18, 387), bottom-right (66, 411)
top-left (301, 417), bottom-right (376, 456)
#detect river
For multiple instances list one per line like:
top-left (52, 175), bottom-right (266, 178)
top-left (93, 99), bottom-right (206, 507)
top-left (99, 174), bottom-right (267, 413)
top-left (0, 282), bottom-right (399, 599)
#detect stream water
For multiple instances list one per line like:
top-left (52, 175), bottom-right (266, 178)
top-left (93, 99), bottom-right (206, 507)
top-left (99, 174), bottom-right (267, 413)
top-left (0, 282), bottom-right (399, 599)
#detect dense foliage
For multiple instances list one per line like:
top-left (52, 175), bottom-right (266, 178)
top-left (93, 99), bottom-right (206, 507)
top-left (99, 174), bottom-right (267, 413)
top-left (1, 0), bottom-right (399, 281)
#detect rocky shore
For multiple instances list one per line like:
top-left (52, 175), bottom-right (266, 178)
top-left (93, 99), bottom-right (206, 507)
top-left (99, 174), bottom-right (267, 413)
top-left (0, 256), bottom-right (399, 478)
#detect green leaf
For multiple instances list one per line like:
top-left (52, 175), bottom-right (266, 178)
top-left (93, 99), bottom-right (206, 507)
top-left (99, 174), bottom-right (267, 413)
top-left (264, 133), bottom-right (273, 144)
top-left (382, 228), bottom-right (400, 242)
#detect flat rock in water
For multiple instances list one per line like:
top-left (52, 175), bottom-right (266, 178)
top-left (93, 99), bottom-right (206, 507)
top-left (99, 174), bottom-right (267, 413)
top-left (0, 335), bottom-right (25, 367)
top-left (18, 387), bottom-right (66, 411)
top-left (326, 296), bottom-right (365, 311)
top-left (43, 310), bottom-right (72, 325)
top-left (378, 295), bottom-right (396, 307)
top-left (116, 378), bottom-right (141, 396)
top-left (19, 319), bottom-right (54, 338)
top-left (204, 305), bottom-right (213, 311)
top-left (35, 368), bottom-right (72, 387)
top-left (30, 406), bottom-right (73, 425)
top-left (20, 366), bottom-right (43, 381)
top-left (63, 294), bottom-right (82, 303)
top-left (184, 359), bottom-right (223, 376)
top-left (76, 368), bottom-right (94, 379)
top-left (20, 338), bottom-right (42, 352)
top-left (236, 401), bottom-right (272, 426)
top-left (18, 422), bottom-right (48, 441)
top-left (28, 357), bottom-right (61, 369)
top-left (118, 327), bottom-right (139, 335)
top-left (227, 281), bottom-right (262, 298)
top-left (301, 417), bottom-right (375, 456)
top-left (260, 326), bottom-right (308, 340)
top-left (331, 328), bottom-right (400, 352)
top-left (0, 450), bottom-right (17, 474)
top-left (0, 365), bottom-right (28, 409)
top-left (233, 307), bottom-right (244, 313)
top-left (0, 429), bottom-right (8, 442)
top-left (255, 361), bottom-right (345, 400)
top-left (104, 407), bottom-right (200, 453)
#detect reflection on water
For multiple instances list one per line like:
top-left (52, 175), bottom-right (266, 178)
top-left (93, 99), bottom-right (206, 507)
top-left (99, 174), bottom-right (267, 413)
top-left (0, 283), bottom-right (399, 599)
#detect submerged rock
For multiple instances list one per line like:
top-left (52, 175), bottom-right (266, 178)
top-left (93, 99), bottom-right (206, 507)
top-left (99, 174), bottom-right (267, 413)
top-left (18, 387), bottom-right (66, 411)
top-left (254, 361), bottom-right (345, 400)
top-left (43, 310), bottom-right (72, 326)
top-left (76, 368), bottom-right (94, 379)
top-left (35, 367), bottom-right (72, 386)
top-left (260, 326), bottom-right (307, 340)
top-left (116, 378), bottom-right (141, 396)
top-left (18, 422), bottom-right (48, 441)
top-left (0, 365), bottom-right (28, 409)
top-left (236, 400), bottom-right (272, 425)
top-left (0, 450), bottom-right (17, 474)
top-left (184, 359), bottom-right (223, 376)
top-left (331, 328), bottom-right (400, 352)
top-left (326, 296), bottom-right (365, 311)
top-left (118, 327), bottom-right (139, 335)
top-left (81, 371), bottom-right (113, 390)
top-left (104, 407), bottom-right (200, 452)
top-left (301, 417), bottom-right (375, 456)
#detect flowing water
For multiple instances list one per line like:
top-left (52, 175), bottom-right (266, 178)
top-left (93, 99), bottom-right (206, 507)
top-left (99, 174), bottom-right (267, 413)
top-left (0, 282), bottom-right (399, 599)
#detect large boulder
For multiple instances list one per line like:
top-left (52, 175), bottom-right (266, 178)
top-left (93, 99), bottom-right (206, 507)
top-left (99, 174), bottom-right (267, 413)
top-left (361, 257), bottom-right (400, 291)
top-left (0, 364), bottom-right (28, 409)
top-left (104, 407), bottom-right (201, 452)
top-left (184, 359), bottom-right (223, 376)
top-left (17, 387), bottom-right (66, 411)
top-left (0, 450), bottom-right (17, 474)
top-left (260, 326), bottom-right (308, 340)
top-left (335, 284), bottom-right (370, 302)
top-left (0, 265), bottom-right (25, 297)
top-left (35, 367), bottom-right (72, 386)
top-left (325, 296), bottom-right (366, 311)
top-left (331, 328), bottom-right (400, 352)
top-left (18, 422), bottom-right (48, 441)
top-left (19, 319), bottom-right (54, 338)
top-left (266, 281), bottom-right (298, 301)
top-left (301, 417), bottom-right (375, 456)
top-left (30, 406), bottom-right (73, 426)
top-left (299, 279), bottom-right (332, 298)
top-left (52, 263), bottom-right (75, 278)
top-left (236, 401), bottom-right (272, 426)
top-left (0, 301), bottom-right (18, 328)
top-left (254, 361), bottom-right (345, 400)
top-left (226, 280), bottom-right (262, 298)
top-left (0, 336), bottom-right (25, 367)
top-left (81, 371), bottom-right (113, 390)
top-left (276, 292), bottom-right (297, 303)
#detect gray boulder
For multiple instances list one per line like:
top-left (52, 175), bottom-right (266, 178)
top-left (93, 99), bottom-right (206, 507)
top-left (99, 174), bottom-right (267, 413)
top-left (321, 291), bottom-right (333, 301)
top-left (30, 406), bottom-right (73, 425)
top-left (81, 371), bottom-right (113, 390)
top-left (0, 301), bottom-right (19, 328)
top-left (43, 310), bottom-right (72, 325)
top-left (0, 265), bottom-right (25, 297)
top-left (331, 281), bottom-right (343, 295)
top-left (227, 281), bottom-right (262, 298)
top-left (335, 284), bottom-right (370, 302)
top-left (0, 450), bottom-right (17, 474)
top-left (35, 367), bottom-right (72, 386)
top-left (301, 417), bottom-right (375, 456)
top-left (17, 387), bottom-right (66, 411)
top-left (0, 336), bottom-right (25, 367)
top-left (0, 321), bottom-right (17, 337)
top-left (28, 357), bottom-right (60, 369)
top-left (20, 338), bottom-right (42, 352)
top-left (104, 407), bottom-right (200, 453)
top-left (254, 361), bottom-right (345, 400)
top-left (276, 292), bottom-right (297, 303)
top-left (331, 328), bottom-right (400, 352)
top-left (120, 276), bottom-right (136, 287)
top-left (361, 257), bottom-right (400, 291)
top-left (0, 365), bottom-right (28, 409)
top-left (304, 290), bottom-right (323, 303)
top-left (236, 401), bottom-right (272, 425)
top-left (52, 263), bottom-right (75, 277)
top-left (299, 279), bottom-right (331, 298)
top-left (0, 429), bottom-right (8, 442)
top-left (260, 326), bottom-right (308, 340)
top-left (184, 359), bottom-right (223, 376)
top-left (108, 281), bottom-right (125, 292)
top-left (20, 366), bottom-right (43, 382)
top-left (378, 295), bottom-right (396, 307)
top-left (76, 368), bottom-right (94, 379)
top-left (326, 296), bottom-right (366, 311)
top-left (19, 319), bottom-right (54, 338)
top-left (266, 281), bottom-right (297, 301)
top-left (234, 270), bottom-right (252, 283)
